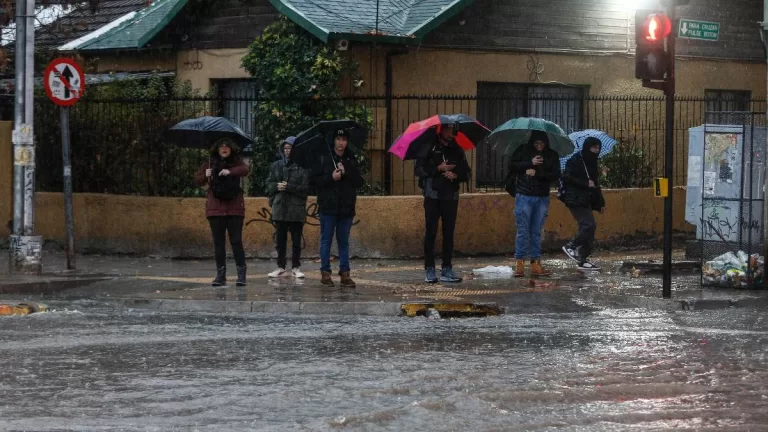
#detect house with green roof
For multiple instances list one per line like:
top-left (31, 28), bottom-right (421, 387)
top-left (43, 0), bottom-right (767, 191)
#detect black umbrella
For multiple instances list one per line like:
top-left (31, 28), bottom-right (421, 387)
top-left (169, 116), bottom-right (254, 154)
top-left (291, 120), bottom-right (367, 168)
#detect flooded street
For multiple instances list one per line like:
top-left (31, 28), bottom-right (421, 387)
top-left (2, 304), bottom-right (768, 431)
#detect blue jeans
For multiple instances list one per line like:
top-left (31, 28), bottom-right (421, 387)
top-left (320, 214), bottom-right (354, 273)
top-left (514, 194), bottom-right (550, 260)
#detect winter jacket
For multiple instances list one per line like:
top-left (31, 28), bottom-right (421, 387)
top-left (561, 151), bottom-right (606, 210)
top-left (310, 148), bottom-right (365, 217)
top-left (414, 140), bottom-right (471, 201)
top-left (509, 140), bottom-right (561, 197)
top-left (194, 156), bottom-right (249, 218)
top-left (267, 157), bottom-right (309, 222)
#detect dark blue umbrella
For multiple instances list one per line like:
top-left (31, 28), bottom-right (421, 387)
top-left (169, 116), bottom-right (254, 154)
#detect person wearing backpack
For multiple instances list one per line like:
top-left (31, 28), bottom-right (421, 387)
top-left (560, 137), bottom-right (606, 272)
top-left (266, 136), bottom-right (309, 279)
top-left (508, 131), bottom-right (561, 278)
top-left (194, 138), bottom-right (250, 286)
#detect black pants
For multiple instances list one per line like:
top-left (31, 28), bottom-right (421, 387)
top-left (275, 221), bottom-right (304, 269)
top-left (424, 198), bottom-right (459, 269)
top-left (208, 216), bottom-right (246, 268)
top-left (568, 206), bottom-right (597, 262)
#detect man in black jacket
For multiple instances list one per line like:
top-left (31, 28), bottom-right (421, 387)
top-left (415, 124), bottom-right (471, 283)
top-left (310, 129), bottom-right (365, 287)
top-left (561, 137), bottom-right (606, 271)
top-left (509, 131), bottom-right (561, 278)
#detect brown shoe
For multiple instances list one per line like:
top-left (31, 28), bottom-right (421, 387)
top-left (339, 271), bottom-right (356, 288)
top-left (531, 260), bottom-right (552, 277)
top-left (320, 271), bottom-right (335, 286)
top-left (514, 260), bottom-right (526, 278)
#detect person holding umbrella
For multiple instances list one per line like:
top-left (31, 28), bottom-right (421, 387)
top-left (266, 136), bottom-right (309, 279)
top-left (560, 137), bottom-right (606, 272)
top-left (193, 138), bottom-right (250, 286)
top-left (415, 124), bottom-right (472, 283)
top-left (310, 129), bottom-right (365, 287)
top-left (508, 131), bottom-right (561, 278)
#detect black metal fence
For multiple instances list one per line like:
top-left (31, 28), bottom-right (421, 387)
top-left (25, 94), bottom-right (767, 197)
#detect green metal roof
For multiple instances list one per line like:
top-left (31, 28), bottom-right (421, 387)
top-left (73, 0), bottom-right (188, 51)
top-left (268, 0), bottom-right (474, 43)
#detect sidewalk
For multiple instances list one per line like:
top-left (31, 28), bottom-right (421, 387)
top-left (1, 249), bottom-right (767, 315)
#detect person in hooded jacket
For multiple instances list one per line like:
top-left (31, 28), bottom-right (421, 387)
top-left (414, 124), bottom-right (472, 284)
top-left (508, 131), bottom-right (561, 278)
top-left (267, 136), bottom-right (309, 279)
top-left (310, 129), bottom-right (365, 288)
top-left (560, 136), bottom-right (606, 272)
top-left (194, 138), bottom-right (250, 287)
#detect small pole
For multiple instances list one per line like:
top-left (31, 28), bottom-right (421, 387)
top-left (662, 5), bottom-right (677, 299)
top-left (60, 106), bottom-right (75, 269)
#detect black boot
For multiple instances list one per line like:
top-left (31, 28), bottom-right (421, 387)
top-left (212, 266), bottom-right (226, 287)
top-left (236, 266), bottom-right (247, 287)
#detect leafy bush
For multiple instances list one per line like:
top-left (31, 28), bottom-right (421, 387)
top-left (241, 17), bottom-right (372, 196)
top-left (600, 138), bottom-right (655, 189)
top-left (35, 75), bottom-right (214, 196)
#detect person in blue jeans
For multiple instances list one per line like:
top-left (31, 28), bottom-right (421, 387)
top-left (509, 131), bottom-right (561, 277)
top-left (310, 129), bottom-right (364, 287)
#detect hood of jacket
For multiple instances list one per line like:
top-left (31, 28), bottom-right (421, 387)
top-left (581, 137), bottom-right (601, 180)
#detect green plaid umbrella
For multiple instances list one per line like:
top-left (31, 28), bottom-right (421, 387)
top-left (487, 117), bottom-right (575, 157)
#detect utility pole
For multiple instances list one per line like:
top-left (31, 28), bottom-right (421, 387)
top-left (9, 0), bottom-right (42, 275)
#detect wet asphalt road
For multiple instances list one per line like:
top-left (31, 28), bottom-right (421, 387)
top-left (2, 303), bottom-right (768, 431)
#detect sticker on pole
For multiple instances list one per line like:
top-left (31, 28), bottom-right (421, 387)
top-left (44, 58), bottom-right (85, 106)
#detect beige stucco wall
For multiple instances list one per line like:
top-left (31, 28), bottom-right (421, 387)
top-left (29, 189), bottom-right (692, 258)
top-left (386, 49), bottom-right (766, 97)
top-left (175, 49), bottom-right (251, 93)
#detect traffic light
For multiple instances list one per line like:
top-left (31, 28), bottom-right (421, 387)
top-left (635, 11), bottom-right (672, 80)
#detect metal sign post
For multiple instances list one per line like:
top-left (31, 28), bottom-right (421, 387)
top-left (60, 106), bottom-right (75, 269)
top-left (44, 58), bottom-right (85, 270)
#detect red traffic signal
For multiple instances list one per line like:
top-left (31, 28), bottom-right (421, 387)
top-left (639, 13), bottom-right (672, 43)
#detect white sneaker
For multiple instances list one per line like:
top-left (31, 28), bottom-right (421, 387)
top-left (292, 268), bottom-right (305, 278)
top-left (268, 268), bottom-right (287, 278)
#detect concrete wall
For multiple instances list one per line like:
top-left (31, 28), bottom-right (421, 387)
top-left (30, 189), bottom-right (692, 258)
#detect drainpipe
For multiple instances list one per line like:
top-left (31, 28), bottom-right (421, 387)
top-left (384, 49), bottom-right (407, 194)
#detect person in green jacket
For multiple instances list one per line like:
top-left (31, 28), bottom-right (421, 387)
top-left (267, 136), bottom-right (310, 278)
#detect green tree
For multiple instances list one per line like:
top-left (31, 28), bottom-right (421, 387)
top-left (241, 17), bottom-right (372, 196)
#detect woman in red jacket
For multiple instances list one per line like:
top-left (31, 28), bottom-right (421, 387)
top-left (194, 139), bottom-right (250, 287)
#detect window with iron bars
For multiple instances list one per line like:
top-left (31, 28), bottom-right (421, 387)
top-left (476, 82), bottom-right (585, 186)
top-left (705, 89), bottom-right (751, 112)
top-left (212, 79), bottom-right (260, 138)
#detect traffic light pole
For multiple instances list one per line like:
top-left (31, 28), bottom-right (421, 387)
top-left (662, 6), bottom-right (677, 299)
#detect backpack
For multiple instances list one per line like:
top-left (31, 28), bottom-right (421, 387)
top-left (556, 177), bottom-right (567, 202)
top-left (212, 173), bottom-right (241, 201)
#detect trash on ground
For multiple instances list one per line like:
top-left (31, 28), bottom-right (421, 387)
top-left (703, 251), bottom-right (764, 288)
top-left (471, 265), bottom-right (513, 278)
top-left (0, 302), bottom-right (49, 316)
